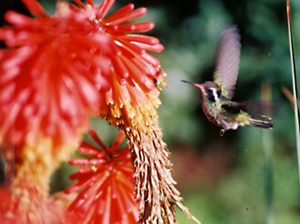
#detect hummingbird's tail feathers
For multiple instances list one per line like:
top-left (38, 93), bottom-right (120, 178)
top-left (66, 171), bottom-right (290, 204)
top-left (249, 115), bottom-right (274, 129)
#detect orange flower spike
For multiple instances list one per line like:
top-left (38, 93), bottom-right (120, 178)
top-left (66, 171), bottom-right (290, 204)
top-left (71, 1), bottom-right (199, 223)
top-left (66, 130), bottom-right (138, 224)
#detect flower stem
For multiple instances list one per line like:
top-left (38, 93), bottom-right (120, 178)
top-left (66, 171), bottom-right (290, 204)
top-left (102, 92), bottom-right (201, 223)
top-left (125, 123), bottom-right (201, 224)
top-left (286, 0), bottom-right (300, 184)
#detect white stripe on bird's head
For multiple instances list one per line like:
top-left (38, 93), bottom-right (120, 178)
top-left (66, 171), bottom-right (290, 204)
top-left (210, 88), bottom-right (220, 102)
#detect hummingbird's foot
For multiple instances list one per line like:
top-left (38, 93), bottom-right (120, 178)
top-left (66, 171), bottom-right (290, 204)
top-left (220, 129), bottom-right (226, 136)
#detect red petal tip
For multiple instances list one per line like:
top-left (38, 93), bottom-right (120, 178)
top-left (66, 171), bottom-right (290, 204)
top-left (22, 0), bottom-right (47, 17)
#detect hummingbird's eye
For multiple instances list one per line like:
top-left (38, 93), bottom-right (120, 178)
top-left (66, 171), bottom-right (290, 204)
top-left (207, 88), bottom-right (213, 93)
top-left (206, 87), bottom-right (220, 102)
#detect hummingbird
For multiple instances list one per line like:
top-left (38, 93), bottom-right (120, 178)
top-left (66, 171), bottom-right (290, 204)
top-left (182, 26), bottom-right (273, 136)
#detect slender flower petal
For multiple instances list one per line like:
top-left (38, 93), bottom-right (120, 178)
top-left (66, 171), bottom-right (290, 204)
top-left (23, 0), bottom-right (47, 17)
top-left (65, 130), bottom-right (138, 224)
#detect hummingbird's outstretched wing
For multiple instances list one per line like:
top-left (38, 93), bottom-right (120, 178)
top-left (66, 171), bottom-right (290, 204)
top-left (220, 100), bottom-right (274, 116)
top-left (220, 100), bottom-right (273, 129)
top-left (214, 26), bottom-right (241, 99)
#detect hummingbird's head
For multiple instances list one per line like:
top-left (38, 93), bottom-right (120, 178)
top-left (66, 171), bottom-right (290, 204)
top-left (181, 80), bottom-right (221, 102)
top-left (201, 81), bottom-right (222, 102)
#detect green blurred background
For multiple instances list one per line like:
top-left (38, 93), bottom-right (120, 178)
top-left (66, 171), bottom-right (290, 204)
top-left (1, 0), bottom-right (300, 223)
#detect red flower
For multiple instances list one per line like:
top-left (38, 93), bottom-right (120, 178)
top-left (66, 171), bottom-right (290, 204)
top-left (0, 0), bottom-right (164, 147)
top-left (0, 0), bottom-right (111, 147)
top-left (65, 130), bottom-right (138, 223)
top-left (72, 0), bottom-right (165, 111)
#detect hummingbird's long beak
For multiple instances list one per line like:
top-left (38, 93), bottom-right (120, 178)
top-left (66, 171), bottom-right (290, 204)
top-left (181, 80), bottom-right (195, 85)
top-left (181, 80), bottom-right (205, 93)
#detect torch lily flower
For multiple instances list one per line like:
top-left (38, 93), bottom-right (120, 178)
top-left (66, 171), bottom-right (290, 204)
top-left (65, 130), bottom-right (138, 223)
top-left (70, 1), bottom-right (199, 223)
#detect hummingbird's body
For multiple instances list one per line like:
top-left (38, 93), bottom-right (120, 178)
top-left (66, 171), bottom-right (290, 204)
top-left (200, 91), bottom-right (241, 130)
top-left (182, 27), bottom-right (273, 135)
